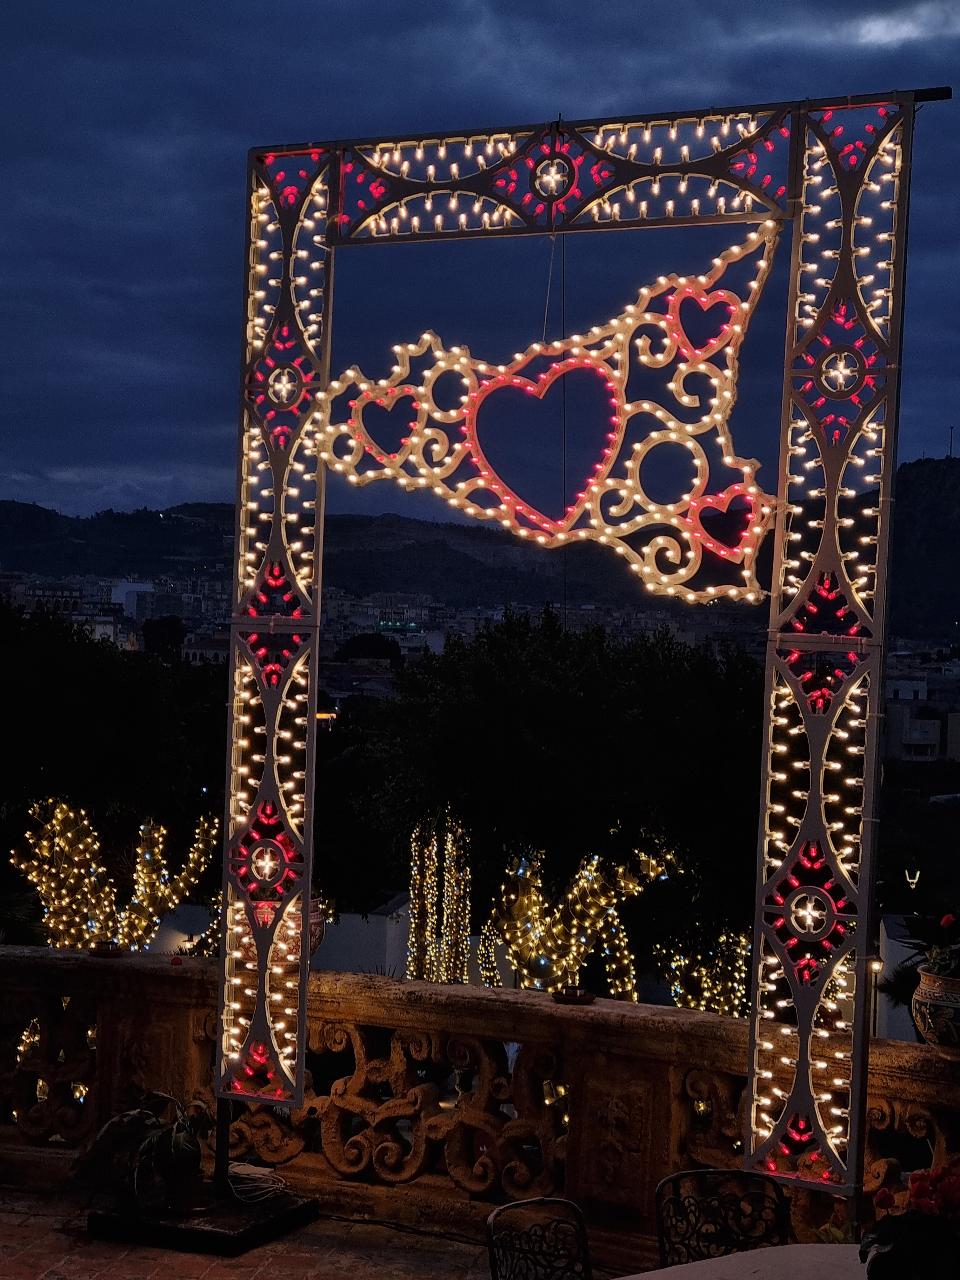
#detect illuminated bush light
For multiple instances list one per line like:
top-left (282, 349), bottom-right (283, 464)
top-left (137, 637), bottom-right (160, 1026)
top-left (486, 851), bottom-right (670, 1000)
top-left (406, 810), bottom-right (471, 983)
top-left (116, 819), bottom-right (217, 951)
top-left (656, 931), bottom-right (751, 1018)
top-left (11, 800), bottom-right (217, 951)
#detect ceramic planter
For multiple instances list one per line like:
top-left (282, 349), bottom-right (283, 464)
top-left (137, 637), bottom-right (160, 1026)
top-left (912, 966), bottom-right (960, 1059)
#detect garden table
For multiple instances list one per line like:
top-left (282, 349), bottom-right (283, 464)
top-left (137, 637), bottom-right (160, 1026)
top-left (619, 1242), bottom-right (862, 1279)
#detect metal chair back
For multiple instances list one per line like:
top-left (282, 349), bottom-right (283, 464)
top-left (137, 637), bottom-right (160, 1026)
top-left (655, 1168), bottom-right (790, 1266)
top-left (486, 1196), bottom-right (593, 1280)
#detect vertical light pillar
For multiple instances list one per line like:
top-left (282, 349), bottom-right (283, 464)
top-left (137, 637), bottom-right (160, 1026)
top-left (746, 96), bottom-right (916, 1189)
top-left (216, 151), bottom-right (333, 1105)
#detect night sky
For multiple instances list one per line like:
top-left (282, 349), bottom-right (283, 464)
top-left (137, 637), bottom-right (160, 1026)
top-left (3, 1), bottom-right (958, 518)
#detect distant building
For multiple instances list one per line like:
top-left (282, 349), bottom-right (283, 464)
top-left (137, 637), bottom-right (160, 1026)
top-left (889, 676), bottom-right (927, 702)
top-left (886, 703), bottom-right (941, 761)
top-left (312, 893), bottom-right (409, 977)
top-left (884, 656), bottom-right (960, 763)
top-left (391, 627), bottom-right (445, 658)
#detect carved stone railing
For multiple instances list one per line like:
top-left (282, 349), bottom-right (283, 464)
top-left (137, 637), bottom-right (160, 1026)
top-left (0, 949), bottom-right (212, 1152)
top-left (2, 948), bottom-right (960, 1270)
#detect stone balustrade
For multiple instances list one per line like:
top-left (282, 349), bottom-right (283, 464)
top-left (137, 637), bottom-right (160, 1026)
top-left (1, 947), bottom-right (959, 1270)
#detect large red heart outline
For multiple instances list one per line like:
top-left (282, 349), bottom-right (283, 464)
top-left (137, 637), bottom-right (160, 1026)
top-left (463, 355), bottom-right (623, 534)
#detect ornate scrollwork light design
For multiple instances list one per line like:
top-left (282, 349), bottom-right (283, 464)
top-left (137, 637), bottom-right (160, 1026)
top-left (315, 224), bottom-right (778, 602)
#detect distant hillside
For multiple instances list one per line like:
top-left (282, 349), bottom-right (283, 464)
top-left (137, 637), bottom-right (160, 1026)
top-left (320, 514), bottom-right (673, 609)
top-left (1, 457), bottom-right (957, 633)
top-left (0, 503), bottom-right (235, 577)
top-left (0, 502), bottom-right (709, 614)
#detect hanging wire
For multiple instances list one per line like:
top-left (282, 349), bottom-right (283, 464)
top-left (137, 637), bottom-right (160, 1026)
top-left (541, 233), bottom-right (559, 345)
top-left (538, 115), bottom-right (569, 630)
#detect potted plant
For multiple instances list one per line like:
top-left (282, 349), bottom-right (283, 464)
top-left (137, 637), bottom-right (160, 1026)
top-left (861, 1160), bottom-right (960, 1279)
top-left (75, 1092), bottom-right (213, 1216)
top-left (878, 913), bottom-right (960, 1057)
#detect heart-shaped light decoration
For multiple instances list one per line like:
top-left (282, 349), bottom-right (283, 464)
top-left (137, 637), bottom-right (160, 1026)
top-left (667, 285), bottom-right (739, 361)
top-left (349, 384), bottom-right (422, 465)
top-left (681, 483), bottom-right (758, 563)
top-left (464, 355), bottom-right (622, 534)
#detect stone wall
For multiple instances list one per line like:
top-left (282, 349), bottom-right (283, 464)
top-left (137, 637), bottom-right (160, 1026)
top-left (1, 948), bottom-right (959, 1270)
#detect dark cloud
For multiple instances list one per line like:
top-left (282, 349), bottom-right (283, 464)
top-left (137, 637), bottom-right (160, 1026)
top-left (2, 0), bottom-right (957, 514)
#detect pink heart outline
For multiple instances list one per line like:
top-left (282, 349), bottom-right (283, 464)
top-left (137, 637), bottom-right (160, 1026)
top-left (349, 384), bottom-right (422, 465)
top-left (681, 483), bottom-right (757, 563)
top-left (667, 285), bottom-right (739, 362)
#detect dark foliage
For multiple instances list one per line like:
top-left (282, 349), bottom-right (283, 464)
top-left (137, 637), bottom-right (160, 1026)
top-left (877, 910), bottom-right (960, 1015)
top-left (860, 1210), bottom-right (958, 1280)
top-left (334, 632), bottom-right (402, 665)
top-left (142, 615), bottom-right (188, 661)
top-left (876, 760), bottom-right (960, 916)
top-left (877, 962), bottom-right (921, 1010)
top-left (75, 1093), bottom-right (213, 1214)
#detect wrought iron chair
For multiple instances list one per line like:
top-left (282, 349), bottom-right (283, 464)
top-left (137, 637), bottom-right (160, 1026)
top-left (486, 1196), bottom-right (593, 1280)
top-left (655, 1168), bottom-right (790, 1266)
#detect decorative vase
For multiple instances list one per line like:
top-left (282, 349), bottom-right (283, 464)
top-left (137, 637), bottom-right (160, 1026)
top-left (912, 966), bottom-right (960, 1059)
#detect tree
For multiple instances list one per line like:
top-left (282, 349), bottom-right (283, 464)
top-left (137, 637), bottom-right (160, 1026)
top-left (141, 615), bottom-right (187, 661)
top-left (333, 632), bottom-right (402, 666)
top-left (406, 808), bottom-right (471, 983)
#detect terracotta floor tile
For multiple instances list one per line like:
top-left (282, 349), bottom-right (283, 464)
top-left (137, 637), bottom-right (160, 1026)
top-left (4, 1263), bottom-right (60, 1280)
top-left (198, 1267), bottom-right (261, 1280)
top-left (0, 1224), bottom-right (50, 1243)
top-left (40, 1265), bottom-right (103, 1280)
top-left (17, 1252), bottom-right (70, 1271)
top-left (266, 1249), bottom-right (327, 1266)
top-left (20, 1240), bottom-right (71, 1255)
top-left (58, 1246), bottom-right (129, 1263)
top-left (132, 1260), bottom-right (212, 1279)
top-left (0, 1196), bottom-right (489, 1280)
top-left (94, 1264), bottom-right (162, 1280)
